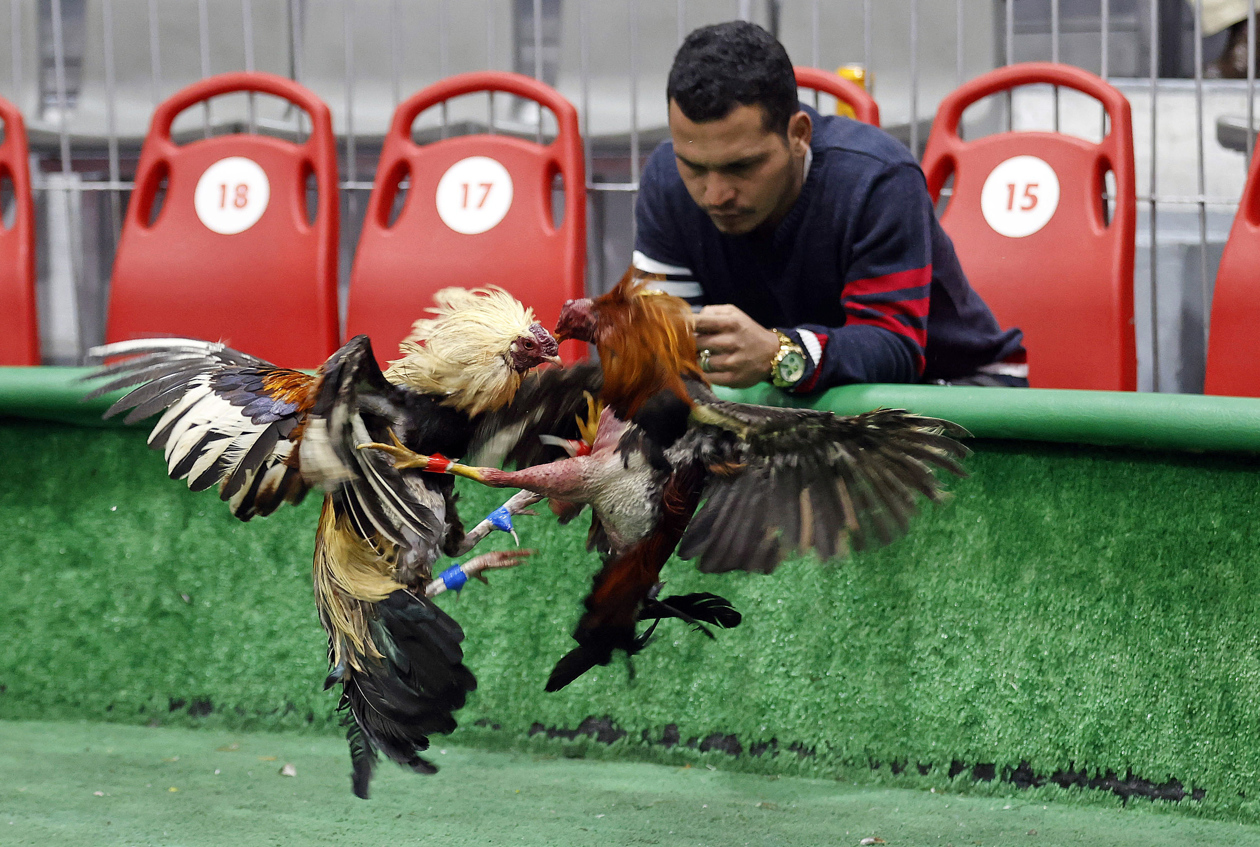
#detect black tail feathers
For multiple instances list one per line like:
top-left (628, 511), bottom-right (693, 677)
top-left (545, 591), bottom-right (742, 692)
top-left (639, 591), bottom-right (742, 638)
top-left (335, 589), bottom-right (476, 798)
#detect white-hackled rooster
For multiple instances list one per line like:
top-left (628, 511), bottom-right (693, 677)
top-left (83, 287), bottom-right (588, 798)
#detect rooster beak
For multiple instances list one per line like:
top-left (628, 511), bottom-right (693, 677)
top-left (543, 354), bottom-right (563, 366)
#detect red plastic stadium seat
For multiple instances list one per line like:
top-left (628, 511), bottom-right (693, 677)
top-left (0, 96), bottom-right (37, 365)
top-left (106, 72), bottom-right (339, 369)
top-left (922, 62), bottom-right (1136, 390)
top-left (794, 66), bottom-right (880, 126)
top-left (345, 71), bottom-right (586, 365)
top-left (1205, 149), bottom-right (1260, 396)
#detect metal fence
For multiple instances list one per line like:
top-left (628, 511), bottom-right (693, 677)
top-left (2, 0), bottom-right (1255, 392)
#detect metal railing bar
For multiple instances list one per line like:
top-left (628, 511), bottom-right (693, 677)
top-left (863, 0), bottom-right (873, 96)
top-left (1051, 0), bottom-right (1059, 132)
top-left (50, 0), bottom-right (71, 173)
top-left (41, 181), bottom-right (137, 191)
top-left (343, 0), bottom-right (357, 188)
top-left (1101, 0), bottom-right (1110, 79)
top-left (629, 2), bottom-right (640, 187)
top-left (441, 0), bottom-right (449, 139)
top-left (810, 0), bottom-right (821, 111)
top-left (101, 0), bottom-right (121, 241)
top-left (9, 0), bottom-right (19, 101)
top-left (532, 0), bottom-right (542, 143)
top-left (1010, 17), bottom-right (1132, 35)
top-left (811, 0), bottom-right (820, 70)
top-left (909, 0), bottom-right (919, 155)
top-left (289, 0), bottom-right (306, 141)
top-left (957, 0), bottom-right (965, 87)
top-left (198, 0), bottom-right (211, 137)
top-left (1249, 0), bottom-right (1256, 165)
top-left (1139, 193), bottom-right (1259, 204)
top-left (288, 0), bottom-right (301, 82)
top-left (488, 0), bottom-right (496, 135)
top-left (50, 0), bottom-right (84, 358)
top-left (389, 0), bottom-right (400, 109)
top-left (1192, 0), bottom-right (1209, 354)
top-left (587, 182), bottom-right (641, 192)
top-left (147, 0), bottom-right (161, 105)
top-left (580, 0), bottom-right (589, 174)
top-left (1148, 0), bottom-right (1160, 389)
top-left (1005, 0), bottom-right (1013, 129)
top-left (1101, 0), bottom-right (1109, 144)
top-left (243, 0), bottom-right (256, 133)
top-left (486, 0), bottom-right (495, 67)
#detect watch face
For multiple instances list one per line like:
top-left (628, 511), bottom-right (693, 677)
top-left (776, 350), bottom-right (807, 384)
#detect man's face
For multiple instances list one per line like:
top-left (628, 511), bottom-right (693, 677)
top-left (668, 100), bottom-right (811, 236)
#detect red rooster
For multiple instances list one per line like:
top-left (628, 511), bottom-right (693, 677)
top-left (83, 287), bottom-right (581, 798)
top-left (368, 273), bottom-right (970, 691)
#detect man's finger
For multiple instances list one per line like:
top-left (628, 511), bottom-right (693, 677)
top-left (693, 305), bottom-right (744, 334)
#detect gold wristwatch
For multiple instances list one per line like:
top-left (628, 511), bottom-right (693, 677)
top-left (769, 330), bottom-right (807, 388)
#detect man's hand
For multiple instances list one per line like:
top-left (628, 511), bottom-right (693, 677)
top-left (693, 304), bottom-right (781, 388)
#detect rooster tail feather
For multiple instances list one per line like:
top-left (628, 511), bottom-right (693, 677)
top-left (343, 708), bottom-right (378, 800)
top-left (334, 589), bottom-right (476, 796)
top-left (545, 623), bottom-right (640, 692)
top-left (640, 592), bottom-right (743, 636)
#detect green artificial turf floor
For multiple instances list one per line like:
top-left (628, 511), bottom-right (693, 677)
top-left (4, 720), bottom-right (1260, 847)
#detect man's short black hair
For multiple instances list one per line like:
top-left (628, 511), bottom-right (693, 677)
top-left (667, 20), bottom-right (798, 136)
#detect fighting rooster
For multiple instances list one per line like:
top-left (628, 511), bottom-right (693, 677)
top-left (367, 273), bottom-right (971, 692)
top-left (83, 288), bottom-right (578, 798)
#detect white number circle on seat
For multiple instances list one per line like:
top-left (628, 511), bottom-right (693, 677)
top-left (979, 155), bottom-right (1060, 238)
top-left (194, 157), bottom-right (271, 235)
top-left (435, 156), bottom-right (514, 235)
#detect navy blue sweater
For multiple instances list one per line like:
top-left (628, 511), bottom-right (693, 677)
top-left (633, 105), bottom-right (1025, 389)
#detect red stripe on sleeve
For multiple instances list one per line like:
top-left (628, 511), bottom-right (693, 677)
top-left (842, 265), bottom-right (931, 352)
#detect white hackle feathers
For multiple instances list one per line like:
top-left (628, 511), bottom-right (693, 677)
top-left (385, 286), bottom-right (539, 416)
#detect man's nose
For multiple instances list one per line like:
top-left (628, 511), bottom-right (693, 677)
top-left (703, 175), bottom-right (736, 207)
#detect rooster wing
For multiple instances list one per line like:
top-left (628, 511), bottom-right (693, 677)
top-left (676, 379), bottom-right (970, 575)
top-left (84, 337), bottom-right (314, 519)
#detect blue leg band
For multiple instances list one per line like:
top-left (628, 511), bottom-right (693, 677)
top-left (486, 505), bottom-right (514, 534)
top-left (439, 564), bottom-right (468, 592)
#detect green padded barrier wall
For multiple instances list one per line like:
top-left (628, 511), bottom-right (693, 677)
top-left (5, 368), bottom-right (1260, 822)
top-left (9, 365), bottom-right (1260, 452)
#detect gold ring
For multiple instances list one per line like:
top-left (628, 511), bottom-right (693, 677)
top-left (699, 348), bottom-right (712, 373)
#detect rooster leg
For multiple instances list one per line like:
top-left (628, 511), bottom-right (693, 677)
top-left (424, 549), bottom-right (533, 597)
top-left (359, 434), bottom-right (511, 485)
top-left (455, 489), bottom-right (544, 553)
top-left (361, 439), bottom-right (591, 503)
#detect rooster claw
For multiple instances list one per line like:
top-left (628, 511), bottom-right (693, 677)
top-left (358, 430), bottom-right (429, 469)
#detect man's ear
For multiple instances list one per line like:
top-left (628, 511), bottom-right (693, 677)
top-left (787, 110), bottom-right (812, 157)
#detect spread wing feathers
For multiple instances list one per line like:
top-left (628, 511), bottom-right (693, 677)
top-left (83, 338), bottom-right (313, 520)
top-left (299, 335), bottom-right (445, 559)
top-left (337, 589), bottom-right (477, 798)
top-left (466, 361), bottom-right (604, 468)
top-left (677, 396), bottom-right (970, 575)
